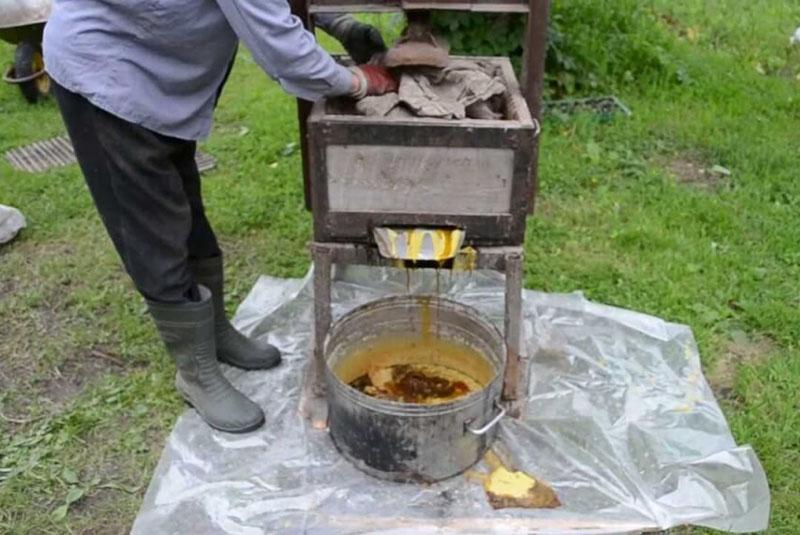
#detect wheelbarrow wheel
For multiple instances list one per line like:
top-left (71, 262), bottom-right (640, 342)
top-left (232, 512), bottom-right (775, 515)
top-left (14, 41), bottom-right (50, 103)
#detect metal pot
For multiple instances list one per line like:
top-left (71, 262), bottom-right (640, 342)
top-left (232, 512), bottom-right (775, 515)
top-left (324, 295), bottom-right (507, 483)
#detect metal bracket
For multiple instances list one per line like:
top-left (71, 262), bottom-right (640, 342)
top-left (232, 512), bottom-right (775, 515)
top-left (2, 65), bottom-right (46, 84)
top-left (465, 402), bottom-right (507, 435)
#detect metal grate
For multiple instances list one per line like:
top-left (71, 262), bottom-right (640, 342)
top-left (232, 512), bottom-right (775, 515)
top-left (5, 135), bottom-right (217, 174)
top-left (5, 135), bottom-right (75, 173)
top-left (194, 150), bottom-right (217, 173)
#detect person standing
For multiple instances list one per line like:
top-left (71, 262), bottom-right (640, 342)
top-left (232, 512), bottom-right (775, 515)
top-left (43, 2), bottom-right (396, 433)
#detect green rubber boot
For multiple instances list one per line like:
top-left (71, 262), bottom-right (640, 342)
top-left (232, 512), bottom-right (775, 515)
top-left (147, 286), bottom-right (265, 433)
top-left (190, 256), bottom-right (282, 370)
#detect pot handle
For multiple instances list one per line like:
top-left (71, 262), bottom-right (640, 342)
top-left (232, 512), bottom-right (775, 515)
top-left (465, 402), bottom-right (507, 436)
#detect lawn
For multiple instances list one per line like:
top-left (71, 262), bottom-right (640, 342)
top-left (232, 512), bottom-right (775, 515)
top-left (1, 1), bottom-right (799, 533)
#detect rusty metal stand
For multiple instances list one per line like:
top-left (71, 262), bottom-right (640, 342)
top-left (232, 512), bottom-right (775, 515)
top-left (502, 251), bottom-right (525, 417)
top-left (299, 245), bottom-right (333, 429)
top-left (300, 242), bottom-right (528, 426)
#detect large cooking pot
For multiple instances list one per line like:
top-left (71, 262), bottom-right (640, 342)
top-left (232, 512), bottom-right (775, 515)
top-left (324, 295), bottom-right (507, 483)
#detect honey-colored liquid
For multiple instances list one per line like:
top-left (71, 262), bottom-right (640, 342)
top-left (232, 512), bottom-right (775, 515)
top-left (340, 255), bottom-right (490, 404)
top-left (349, 362), bottom-right (480, 404)
top-left (335, 299), bottom-right (495, 405)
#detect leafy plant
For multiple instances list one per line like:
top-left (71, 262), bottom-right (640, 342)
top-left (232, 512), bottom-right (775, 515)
top-left (431, 0), bottom-right (690, 98)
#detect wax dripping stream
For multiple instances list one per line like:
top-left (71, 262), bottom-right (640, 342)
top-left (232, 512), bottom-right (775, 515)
top-left (346, 237), bottom-right (485, 404)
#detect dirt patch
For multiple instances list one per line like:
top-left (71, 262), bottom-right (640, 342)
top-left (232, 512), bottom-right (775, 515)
top-left (70, 476), bottom-right (144, 535)
top-left (72, 489), bottom-right (135, 535)
top-left (0, 346), bottom-right (128, 427)
top-left (0, 277), bottom-right (18, 299)
top-left (0, 235), bottom-right (134, 425)
top-left (39, 347), bottom-right (126, 407)
top-left (667, 156), bottom-right (729, 191)
top-left (707, 333), bottom-right (774, 400)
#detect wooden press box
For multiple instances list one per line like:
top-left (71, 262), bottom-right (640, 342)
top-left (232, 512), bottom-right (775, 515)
top-left (307, 56), bottom-right (539, 247)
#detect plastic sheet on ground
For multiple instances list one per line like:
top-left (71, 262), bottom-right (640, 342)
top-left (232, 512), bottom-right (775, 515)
top-left (0, 204), bottom-right (26, 245)
top-left (132, 267), bottom-right (770, 534)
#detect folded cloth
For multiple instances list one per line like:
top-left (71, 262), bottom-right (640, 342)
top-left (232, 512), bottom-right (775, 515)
top-left (352, 60), bottom-right (507, 120)
top-left (465, 100), bottom-right (504, 120)
top-left (398, 59), bottom-right (507, 119)
top-left (356, 93), bottom-right (401, 117)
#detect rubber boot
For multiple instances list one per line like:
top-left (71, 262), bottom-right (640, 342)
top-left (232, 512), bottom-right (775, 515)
top-left (190, 256), bottom-right (282, 370)
top-left (147, 286), bottom-right (265, 433)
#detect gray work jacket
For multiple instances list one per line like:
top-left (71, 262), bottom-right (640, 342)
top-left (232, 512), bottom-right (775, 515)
top-left (43, 1), bottom-right (352, 140)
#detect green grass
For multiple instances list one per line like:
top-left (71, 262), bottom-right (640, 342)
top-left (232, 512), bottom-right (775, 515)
top-left (1, 2), bottom-right (799, 532)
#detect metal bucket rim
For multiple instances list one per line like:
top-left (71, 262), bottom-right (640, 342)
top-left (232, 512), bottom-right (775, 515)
top-left (324, 294), bottom-right (506, 414)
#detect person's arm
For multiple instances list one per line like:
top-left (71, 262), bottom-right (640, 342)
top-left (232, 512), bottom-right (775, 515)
top-left (214, 0), bottom-right (357, 100)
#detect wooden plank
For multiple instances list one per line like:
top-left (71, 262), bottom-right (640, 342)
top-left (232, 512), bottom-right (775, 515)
top-left (290, 0), bottom-right (315, 209)
top-left (522, 0), bottom-right (549, 214)
top-left (325, 144), bottom-right (515, 215)
top-left (318, 212), bottom-right (518, 245)
top-left (317, 514), bottom-right (654, 532)
top-left (309, 242), bottom-right (524, 272)
top-left (522, 0), bottom-right (548, 121)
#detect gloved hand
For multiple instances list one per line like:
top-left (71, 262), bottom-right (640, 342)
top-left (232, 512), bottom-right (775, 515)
top-left (316, 14), bottom-right (387, 64)
top-left (349, 65), bottom-right (398, 99)
top-left (341, 23), bottom-right (387, 64)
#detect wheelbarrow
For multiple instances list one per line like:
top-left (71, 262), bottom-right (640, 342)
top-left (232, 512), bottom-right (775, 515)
top-left (0, 0), bottom-right (51, 103)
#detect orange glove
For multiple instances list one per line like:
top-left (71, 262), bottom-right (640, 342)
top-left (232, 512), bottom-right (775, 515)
top-left (350, 65), bottom-right (398, 98)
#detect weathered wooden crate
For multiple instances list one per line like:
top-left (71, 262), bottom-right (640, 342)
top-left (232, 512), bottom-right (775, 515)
top-left (307, 57), bottom-right (538, 247)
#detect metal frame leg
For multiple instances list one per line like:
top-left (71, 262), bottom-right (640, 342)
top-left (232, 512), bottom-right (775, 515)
top-left (300, 247), bottom-right (332, 428)
top-left (502, 251), bottom-right (525, 417)
top-left (313, 248), bottom-right (332, 395)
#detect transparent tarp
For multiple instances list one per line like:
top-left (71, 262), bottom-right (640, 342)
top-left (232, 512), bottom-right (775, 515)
top-left (132, 267), bottom-right (769, 534)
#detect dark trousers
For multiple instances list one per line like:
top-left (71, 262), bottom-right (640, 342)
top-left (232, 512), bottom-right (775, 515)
top-left (53, 82), bottom-right (221, 303)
